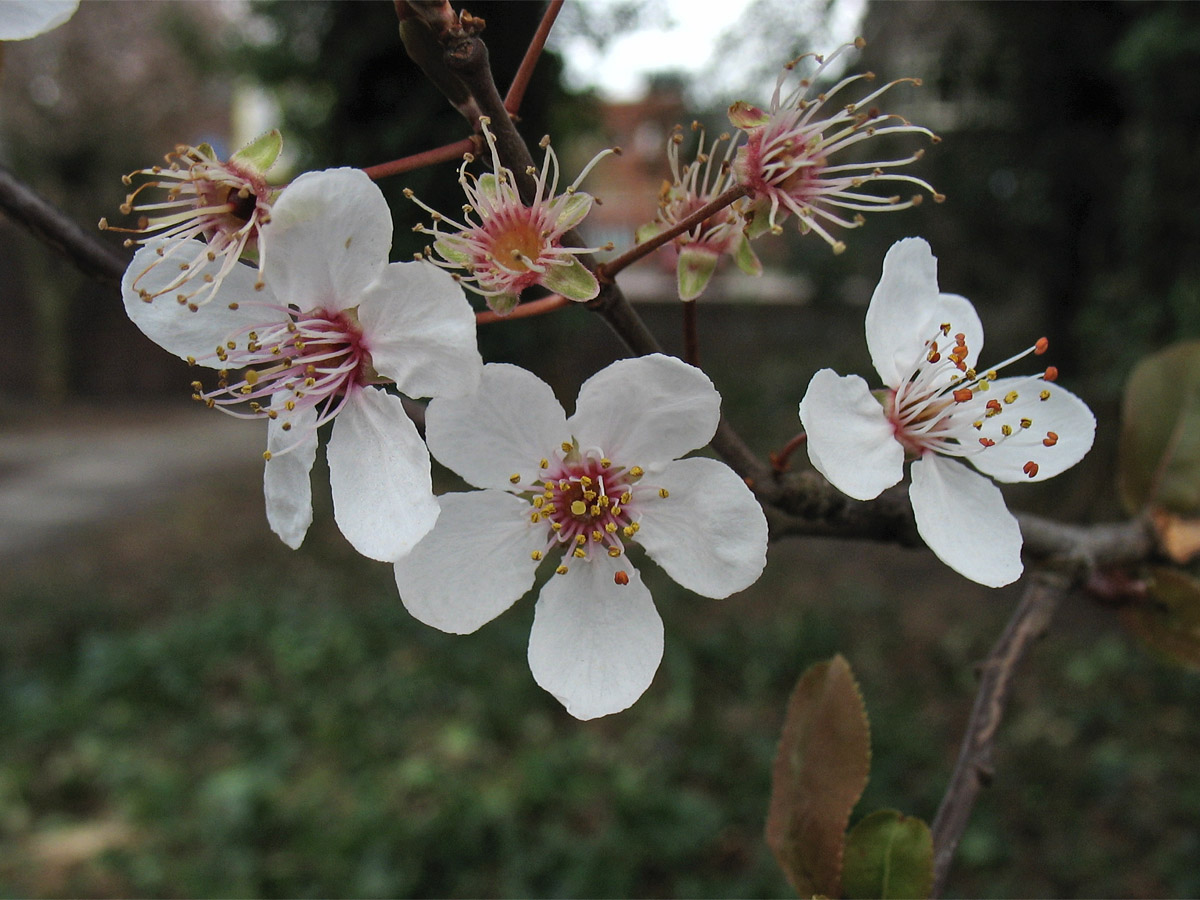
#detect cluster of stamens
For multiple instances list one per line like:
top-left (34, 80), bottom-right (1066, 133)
top-left (650, 124), bottom-right (745, 252)
top-left (405, 118), bottom-right (614, 312)
top-left (513, 444), bottom-right (669, 584)
top-left (187, 307), bottom-right (369, 459)
top-left (889, 323), bottom-right (1062, 478)
top-left (730, 40), bottom-right (943, 251)
top-left (101, 144), bottom-right (273, 309)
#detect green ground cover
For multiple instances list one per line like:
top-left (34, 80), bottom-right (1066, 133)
top-left (1, 458), bottom-right (1197, 898)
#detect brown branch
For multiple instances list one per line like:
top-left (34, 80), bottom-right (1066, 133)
top-left (596, 183), bottom-right (749, 282)
top-left (504, 0), bottom-right (563, 113)
top-left (682, 298), bottom-right (700, 366)
top-left (929, 568), bottom-right (1071, 897)
top-left (476, 292), bottom-right (570, 324)
top-left (363, 137), bottom-right (477, 181)
top-left (0, 164), bottom-right (127, 285)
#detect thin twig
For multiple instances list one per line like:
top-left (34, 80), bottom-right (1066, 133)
top-left (0, 164), bottom-right (127, 285)
top-left (596, 183), bottom-right (749, 282)
top-left (504, 0), bottom-right (563, 113)
top-left (476, 292), bottom-right (570, 324)
top-left (363, 137), bottom-right (477, 181)
top-left (929, 568), bottom-right (1071, 897)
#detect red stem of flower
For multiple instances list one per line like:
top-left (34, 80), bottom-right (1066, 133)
top-left (505, 0), bottom-right (563, 113)
top-left (596, 183), bottom-right (749, 282)
top-left (769, 432), bottom-right (808, 474)
top-left (476, 293), bottom-right (570, 325)
top-left (361, 137), bottom-right (477, 181)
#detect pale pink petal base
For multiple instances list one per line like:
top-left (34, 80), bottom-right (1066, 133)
top-left (394, 490), bottom-right (544, 634)
top-left (327, 387), bottom-right (439, 562)
top-left (528, 556), bottom-right (664, 720)
top-left (909, 454), bottom-right (1024, 587)
top-left (636, 457), bottom-right (768, 598)
top-left (799, 369), bottom-right (905, 501)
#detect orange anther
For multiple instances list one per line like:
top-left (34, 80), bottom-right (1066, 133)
top-left (986, 399), bottom-right (1002, 413)
top-left (1043, 432), bottom-right (1059, 447)
top-left (1034, 337), bottom-right (1049, 355)
top-left (1043, 366), bottom-right (1058, 382)
top-left (979, 437), bottom-right (996, 447)
top-left (614, 570), bottom-right (629, 586)
top-left (953, 388), bottom-right (973, 402)
top-left (1023, 461), bottom-right (1039, 478)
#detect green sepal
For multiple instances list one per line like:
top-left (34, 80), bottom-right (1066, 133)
top-left (728, 100), bottom-right (770, 129)
top-left (556, 192), bottom-right (594, 232)
top-left (542, 257), bottom-right (599, 301)
top-left (476, 172), bottom-right (506, 207)
top-left (635, 221), bottom-right (665, 244)
top-left (231, 129), bottom-right (283, 174)
top-left (485, 291), bottom-right (521, 316)
top-left (677, 245), bottom-right (719, 301)
top-left (842, 809), bottom-right (934, 899)
top-left (433, 237), bottom-right (472, 266)
top-left (744, 199), bottom-right (777, 240)
top-left (731, 231), bottom-right (762, 276)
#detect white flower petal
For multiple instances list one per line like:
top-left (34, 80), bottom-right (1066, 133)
top-left (798, 369), bottom-right (905, 501)
top-left (0, 0), bottom-right (77, 40)
top-left (357, 261), bottom-right (482, 400)
top-left (528, 556), bottom-right (664, 720)
top-left (122, 240), bottom-right (277, 363)
top-left (327, 387), bottom-right (439, 561)
top-left (426, 363), bottom-right (568, 491)
top-left (264, 402), bottom-right (318, 549)
top-left (865, 239), bottom-right (984, 386)
top-left (909, 454), bottom-right (1023, 587)
top-left (263, 168), bottom-right (392, 312)
top-left (966, 377), bottom-right (1096, 484)
top-left (636, 457), bottom-right (768, 598)
top-left (568, 354), bottom-right (720, 469)
top-left (394, 491), bottom-right (543, 634)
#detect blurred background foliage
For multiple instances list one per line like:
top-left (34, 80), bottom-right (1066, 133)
top-left (2, 0), bottom-right (1200, 896)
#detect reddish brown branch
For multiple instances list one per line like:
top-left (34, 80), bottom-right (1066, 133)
top-left (596, 183), bottom-right (749, 282)
top-left (362, 137), bottom-right (477, 181)
top-left (505, 0), bottom-right (563, 113)
top-left (476, 292), bottom-right (570, 324)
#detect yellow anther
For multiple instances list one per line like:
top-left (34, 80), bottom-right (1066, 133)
top-left (583, 490), bottom-right (597, 501)
top-left (571, 500), bottom-right (587, 516)
top-left (281, 422), bottom-right (291, 432)
top-left (1001, 424), bottom-right (1013, 436)
top-left (555, 565), bottom-right (568, 575)
top-left (630, 522), bottom-right (640, 533)
top-left (973, 421), bottom-right (983, 430)
top-left (1004, 391), bottom-right (1019, 404)
top-left (600, 458), bottom-right (611, 468)
top-left (629, 466), bottom-right (644, 477)
top-left (533, 496), bottom-right (545, 508)
top-left (262, 450), bottom-right (272, 461)
top-left (186, 356), bottom-right (196, 366)
top-left (590, 505), bottom-right (601, 517)
top-left (608, 546), bottom-right (622, 557)
top-left (605, 522), bottom-right (617, 533)
top-left (531, 550), bottom-right (543, 561)
top-left (1020, 418), bottom-right (1032, 429)
top-left (592, 530), bottom-right (604, 542)
top-left (509, 473), bottom-right (521, 484)
top-left (623, 525), bottom-right (636, 537)
top-left (1040, 389), bottom-right (1051, 401)
top-left (539, 458), bottom-right (549, 469)
top-left (573, 547), bottom-right (587, 558)
top-left (986, 370), bottom-right (998, 380)
top-left (544, 489), bottom-right (554, 499)
top-left (620, 491), bottom-right (632, 504)
top-left (965, 368), bottom-right (977, 379)
top-left (543, 504), bottom-right (556, 515)
top-left (530, 512), bottom-right (541, 523)
top-left (561, 442), bottom-right (572, 453)
top-left (658, 488), bottom-right (669, 499)
top-left (551, 522), bottom-right (562, 531)
top-left (611, 504), bottom-right (621, 517)
top-left (575, 534), bottom-right (586, 545)
top-left (559, 480), bottom-right (569, 491)
top-left (285, 400), bottom-right (296, 411)
top-left (580, 475), bottom-right (592, 486)
top-left (599, 495), bottom-right (610, 508)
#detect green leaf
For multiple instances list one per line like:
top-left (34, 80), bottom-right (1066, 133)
top-left (766, 655), bottom-right (871, 898)
top-left (676, 246), bottom-right (719, 301)
top-left (231, 129), bottom-right (283, 174)
top-left (1118, 340), bottom-right (1200, 514)
top-left (1122, 567), bottom-right (1200, 671)
top-left (842, 809), bottom-right (934, 899)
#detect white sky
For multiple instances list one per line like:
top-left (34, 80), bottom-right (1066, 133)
top-left (552, 0), bottom-right (867, 102)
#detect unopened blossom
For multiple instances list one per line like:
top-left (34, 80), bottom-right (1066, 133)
top-left (406, 117), bottom-right (614, 315)
top-left (798, 238), bottom-right (1095, 587)
top-left (103, 130), bottom-right (282, 310)
top-left (394, 354), bottom-right (769, 719)
top-left (730, 41), bottom-right (941, 253)
top-left (122, 167), bottom-right (483, 561)
top-left (636, 124), bottom-right (761, 301)
top-left (0, 0), bottom-right (77, 40)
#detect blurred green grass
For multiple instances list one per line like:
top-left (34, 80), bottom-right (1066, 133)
top-left (1, 451), bottom-right (1198, 898)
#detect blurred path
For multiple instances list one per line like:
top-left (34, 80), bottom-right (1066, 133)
top-left (0, 405), bottom-right (263, 561)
